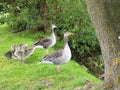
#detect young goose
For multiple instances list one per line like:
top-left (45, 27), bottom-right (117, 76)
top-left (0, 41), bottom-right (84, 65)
top-left (24, 44), bottom-right (36, 59)
top-left (34, 24), bottom-right (57, 54)
top-left (4, 45), bottom-right (18, 61)
top-left (14, 44), bottom-right (27, 64)
top-left (40, 32), bottom-right (73, 72)
top-left (15, 43), bottom-right (35, 64)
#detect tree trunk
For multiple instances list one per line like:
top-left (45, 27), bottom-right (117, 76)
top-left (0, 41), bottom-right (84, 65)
top-left (86, 0), bottom-right (120, 90)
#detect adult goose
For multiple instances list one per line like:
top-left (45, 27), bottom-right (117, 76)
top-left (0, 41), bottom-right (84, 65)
top-left (34, 24), bottom-right (57, 54)
top-left (39, 32), bottom-right (73, 72)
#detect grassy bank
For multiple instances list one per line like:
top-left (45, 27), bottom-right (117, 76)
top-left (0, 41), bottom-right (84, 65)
top-left (0, 24), bottom-right (102, 90)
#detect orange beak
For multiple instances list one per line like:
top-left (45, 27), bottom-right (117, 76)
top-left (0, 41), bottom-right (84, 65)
top-left (68, 32), bottom-right (73, 35)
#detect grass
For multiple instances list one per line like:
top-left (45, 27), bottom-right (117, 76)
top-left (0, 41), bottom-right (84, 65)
top-left (0, 24), bottom-right (102, 90)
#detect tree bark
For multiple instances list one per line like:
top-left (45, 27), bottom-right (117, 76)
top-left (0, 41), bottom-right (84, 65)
top-left (86, 0), bottom-right (120, 90)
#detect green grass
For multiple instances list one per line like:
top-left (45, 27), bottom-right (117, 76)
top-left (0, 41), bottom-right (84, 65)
top-left (0, 24), bottom-right (102, 90)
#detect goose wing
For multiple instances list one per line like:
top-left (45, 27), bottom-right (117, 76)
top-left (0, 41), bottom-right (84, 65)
top-left (40, 49), bottom-right (63, 63)
top-left (34, 38), bottom-right (52, 48)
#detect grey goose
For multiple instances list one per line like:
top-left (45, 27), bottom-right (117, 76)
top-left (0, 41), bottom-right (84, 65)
top-left (34, 24), bottom-right (57, 54)
top-left (39, 32), bottom-right (73, 72)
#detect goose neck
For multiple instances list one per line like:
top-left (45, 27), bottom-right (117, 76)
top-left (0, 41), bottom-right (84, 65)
top-left (64, 36), bottom-right (69, 48)
top-left (50, 29), bottom-right (55, 39)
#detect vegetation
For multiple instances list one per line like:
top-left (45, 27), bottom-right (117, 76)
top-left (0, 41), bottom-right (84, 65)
top-left (0, 0), bottom-right (105, 89)
top-left (0, 24), bottom-right (102, 90)
top-left (0, 0), bottom-right (103, 76)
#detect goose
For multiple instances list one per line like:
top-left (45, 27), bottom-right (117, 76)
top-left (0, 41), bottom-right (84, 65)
top-left (39, 32), bottom-right (73, 72)
top-left (34, 24), bottom-right (57, 54)
top-left (4, 45), bottom-right (18, 61)
top-left (14, 44), bottom-right (27, 64)
top-left (24, 44), bottom-right (36, 59)
top-left (17, 43), bottom-right (28, 50)
top-left (14, 43), bottom-right (35, 64)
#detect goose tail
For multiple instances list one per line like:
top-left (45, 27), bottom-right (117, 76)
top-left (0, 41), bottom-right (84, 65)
top-left (38, 59), bottom-right (53, 64)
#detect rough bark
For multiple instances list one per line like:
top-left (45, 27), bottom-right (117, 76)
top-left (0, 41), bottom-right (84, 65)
top-left (86, 0), bottom-right (120, 90)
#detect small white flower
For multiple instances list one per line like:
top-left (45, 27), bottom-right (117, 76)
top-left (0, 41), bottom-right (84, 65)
top-left (118, 36), bottom-right (120, 39)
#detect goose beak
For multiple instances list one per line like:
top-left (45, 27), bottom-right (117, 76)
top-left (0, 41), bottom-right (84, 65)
top-left (68, 32), bottom-right (73, 35)
top-left (54, 26), bottom-right (57, 28)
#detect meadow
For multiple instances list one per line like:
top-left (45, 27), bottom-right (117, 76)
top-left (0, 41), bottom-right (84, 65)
top-left (0, 24), bottom-right (102, 90)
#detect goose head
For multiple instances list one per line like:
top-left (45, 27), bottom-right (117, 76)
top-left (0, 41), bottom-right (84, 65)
top-left (17, 43), bottom-right (28, 51)
top-left (64, 32), bottom-right (73, 37)
top-left (11, 45), bottom-right (17, 51)
top-left (24, 43), bottom-right (36, 51)
top-left (51, 24), bottom-right (57, 30)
